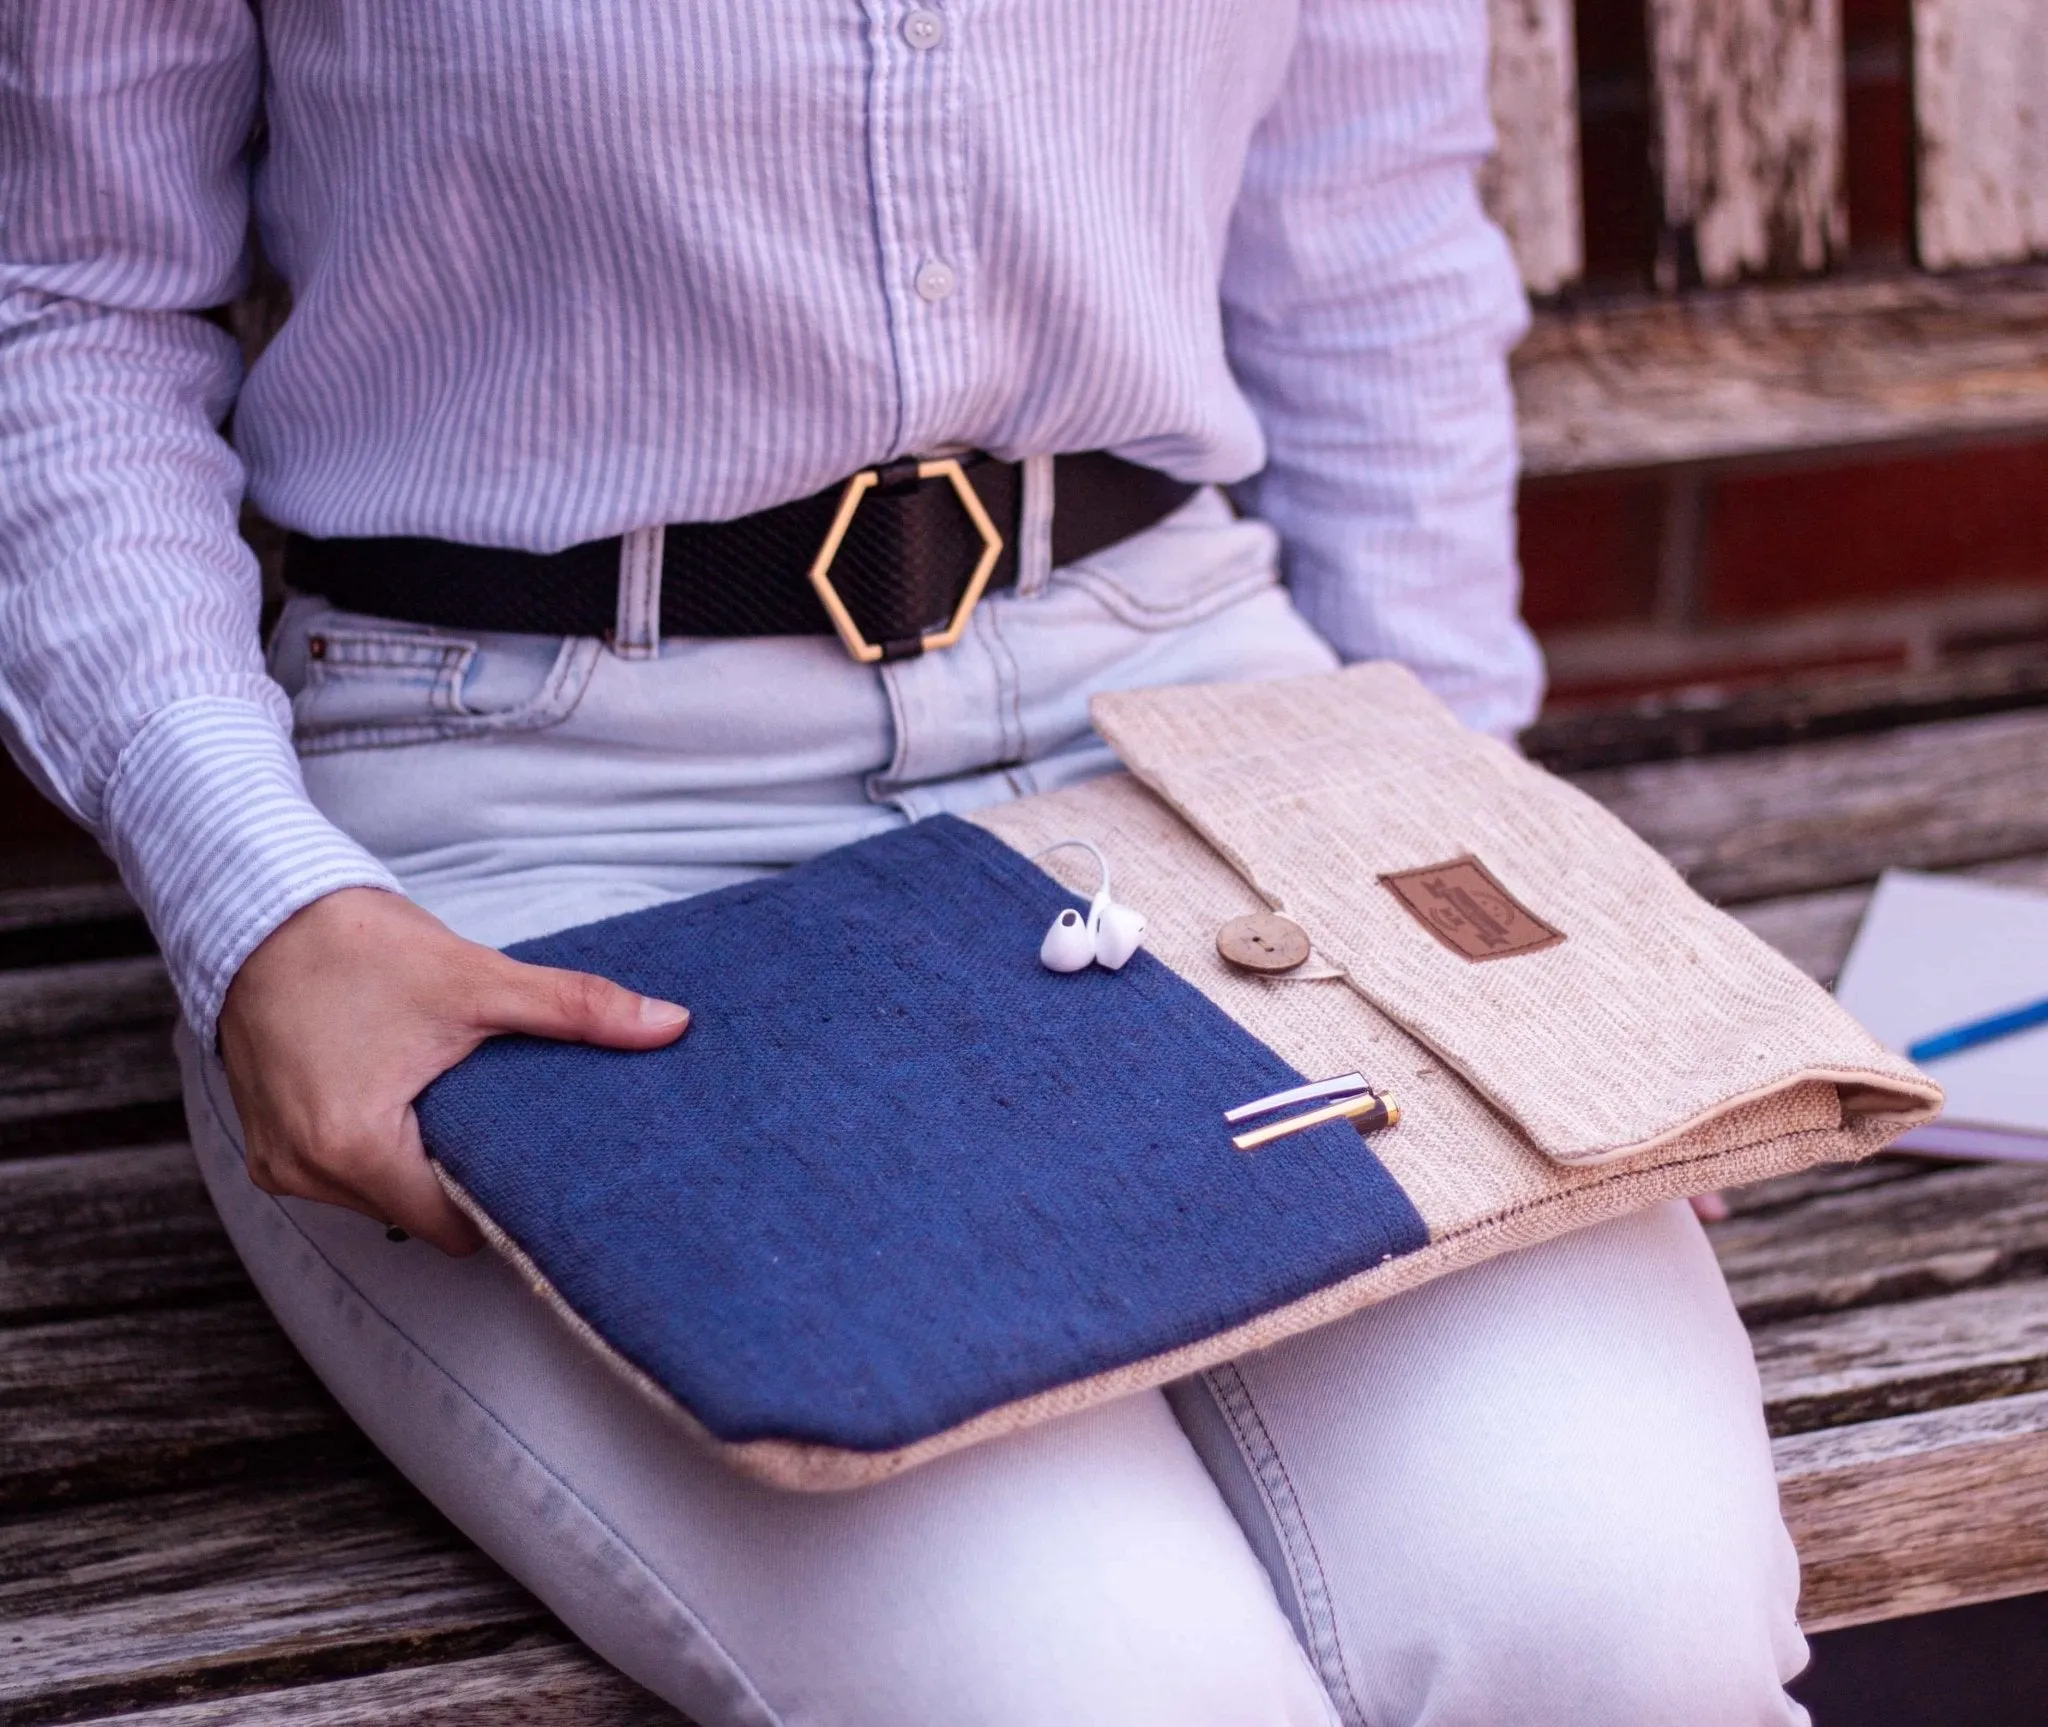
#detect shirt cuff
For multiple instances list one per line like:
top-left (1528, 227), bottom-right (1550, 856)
top-left (102, 696), bottom-right (403, 1042)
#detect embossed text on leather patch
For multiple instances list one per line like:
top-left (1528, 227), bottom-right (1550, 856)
top-left (1379, 855), bottom-right (1566, 962)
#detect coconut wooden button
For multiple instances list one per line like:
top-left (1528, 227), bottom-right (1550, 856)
top-left (1216, 912), bottom-right (1312, 974)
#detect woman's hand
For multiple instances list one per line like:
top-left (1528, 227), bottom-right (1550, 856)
top-left (216, 887), bottom-right (690, 1256)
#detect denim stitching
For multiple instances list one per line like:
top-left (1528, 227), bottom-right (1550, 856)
top-left (311, 633), bottom-right (468, 677)
top-left (978, 588), bottom-right (1028, 770)
top-left (295, 635), bottom-right (602, 756)
top-left (1052, 516), bottom-right (1275, 628)
top-left (192, 1049), bottom-right (787, 1727)
top-left (1205, 1363), bottom-right (1373, 1727)
top-left (1056, 562), bottom-right (1272, 627)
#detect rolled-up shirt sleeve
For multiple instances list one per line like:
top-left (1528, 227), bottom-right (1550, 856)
top-left (1221, 0), bottom-right (1544, 738)
top-left (0, 3), bottom-right (399, 1040)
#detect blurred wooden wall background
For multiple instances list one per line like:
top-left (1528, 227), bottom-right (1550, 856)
top-left (1494, 0), bottom-right (2048, 710)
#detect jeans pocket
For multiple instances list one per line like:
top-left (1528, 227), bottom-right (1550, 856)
top-left (272, 596), bottom-right (602, 756)
top-left (1048, 487), bottom-right (1285, 633)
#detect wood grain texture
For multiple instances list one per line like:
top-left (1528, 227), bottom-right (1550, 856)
top-left (1481, 0), bottom-right (1582, 294)
top-left (1522, 649), bottom-right (2048, 774)
top-left (0, 1302), bottom-right (362, 1511)
top-left (0, 1479), bottom-right (562, 1725)
top-left (0, 957), bottom-right (171, 1042)
top-left (1777, 1389), bottom-right (2048, 1630)
top-left (1727, 883), bottom-right (1880, 986)
top-left (1714, 1161), bottom-right (2048, 1326)
top-left (1571, 705), bottom-right (2048, 903)
top-left (1728, 852), bottom-right (2048, 984)
top-left (1513, 266), bottom-right (2048, 475)
top-left (0, 882), bottom-right (150, 971)
top-left (1718, 1153), bottom-right (1939, 1219)
top-left (1914, 0), bottom-right (2048, 269)
top-left (1753, 1278), bottom-right (2048, 1436)
top-left (55, 1647), bottom-right (686, 1727)
top-left (0, 882), bottom-right (137, 937)
top-left (0, 958), bottom-right (179, 1127)
top-left (0, 1145), bottom-right (246, 1326)
top-left (1645, 0), bottom-right (1844, 285)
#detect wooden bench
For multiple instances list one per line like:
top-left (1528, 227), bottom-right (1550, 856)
top-left (6, 676), bottom-right (2048, 1721)
top-left (1487, 0), bottom-right (2048, 636)
top-left (1557, 699), bottom-right (2048, 1632)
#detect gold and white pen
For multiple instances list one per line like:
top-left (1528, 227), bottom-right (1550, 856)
top-left (1223, 1073), bottom-right (1401, 1152)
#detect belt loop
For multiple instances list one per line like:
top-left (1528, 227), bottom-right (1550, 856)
top-left (1016, 455), bottom-right (1056, 597)
top-left (613, 525), bottom-right (665, 659)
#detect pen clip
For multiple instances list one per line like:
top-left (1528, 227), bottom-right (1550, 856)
top-left (1230, 1087), bottom-right (1399, 1153)
top-left (1223, 1072), bottom-right (1372, 1125)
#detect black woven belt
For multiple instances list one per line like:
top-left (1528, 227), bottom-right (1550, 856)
top-left (289, 450), bottom-right (1198, 663)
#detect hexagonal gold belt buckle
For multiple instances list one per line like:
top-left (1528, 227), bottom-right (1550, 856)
top-left (805, 457), bottom-right (1005, 663)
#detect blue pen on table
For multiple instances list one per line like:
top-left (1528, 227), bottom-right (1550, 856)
top-left (1907, 995), bottom-right (2048, 1063)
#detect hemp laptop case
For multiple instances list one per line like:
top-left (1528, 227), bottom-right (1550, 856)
top-left (418, 665), bottom-right (1941, 1491)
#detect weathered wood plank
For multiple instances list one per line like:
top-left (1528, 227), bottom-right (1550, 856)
top-left (1714, 1161), bottom-right (2048, 1327)
top-left (1727, 852), bottom-right (2048, 985)
top-left (1728, 883), bottom-right (1885, 986)
top-left (0, 881), bottom-right (136, 938)
top-left (1753, 1278), bottom-right (2048, 1437)
top-left (1513, 266), bottom-right (2048, 475)
top-left (0, 1145), bottom-right (245, 1326)
top-left (0, 957), bottom-right (180, 1128)
top-left (56, 1647), bottom-right (685, 1727)
top-left (0, 880), bottom-right (150, 970)
top-left (1571, 706), bottom-right (2048, 904)
top-left (1481, 0), bottom-right (1582, 294)
top-left (1777, 1389), bottom-right (2048, 1631)
top-left (0, 1478), bottom-right (568, 1725)
top-left (1645, 0), bottom-right (1844, 285)
top-left (0, 1302), bottom-right (361, 1511)
top-left (1914, 0), bottom-right (2048, 270)
top-left (0, 1025), bottom-right (183, 1134)
top-left (0, 956), bottom-right (170, 1043)
top-left (1718, 1154), bottom-right (1940, 1219)
top-left (1522, 649), bottom-right (2048, 775)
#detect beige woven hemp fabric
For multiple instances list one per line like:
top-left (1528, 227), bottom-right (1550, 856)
top-left (453, 664), bottom-right (1941, 1491)
top-left (1084, 663), bottom-right (1939, 1165)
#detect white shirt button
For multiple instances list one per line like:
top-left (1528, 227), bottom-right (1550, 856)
top-left (902, 9), bottom-right (945, 50)
top-left (914, 259), bottom-right (958, 303)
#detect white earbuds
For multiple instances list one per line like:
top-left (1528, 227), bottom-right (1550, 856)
top-left (1032, 840), bottom-right (1147, 973)
top-left (1039, 906), bottom-right (1099, 972)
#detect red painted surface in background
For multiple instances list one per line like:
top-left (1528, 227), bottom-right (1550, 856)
top-left (1516, 474), bottom-right (1662, 630)
top-left (1842, 0), bottom-right (1913, 267)
top-left (1706, 443), bottom-right (2048, 620)
top-left (1519, 440), bottom-right (2048, 636)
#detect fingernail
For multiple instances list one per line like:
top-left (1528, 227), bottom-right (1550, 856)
top-left (639, 997), bottom-right (690, 1030)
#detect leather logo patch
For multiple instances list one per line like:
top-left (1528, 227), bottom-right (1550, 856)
top-left (1379, 856), bottom-right (1565, 962)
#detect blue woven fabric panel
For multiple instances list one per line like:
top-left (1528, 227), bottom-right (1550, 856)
top-left (418, 815), bottom-right (1427, 1451)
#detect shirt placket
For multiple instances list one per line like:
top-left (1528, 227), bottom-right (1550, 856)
top-left (862, 0), bottom-right (976, 459)
top-left (861, 2), bottom-right (1019, 797)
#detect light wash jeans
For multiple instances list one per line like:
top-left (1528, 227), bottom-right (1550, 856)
top-left (188, 492), bottom-right (1811, 1725)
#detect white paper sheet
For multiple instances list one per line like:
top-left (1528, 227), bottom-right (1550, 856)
top-left (1833, 869), bottom-right (2048, 1161)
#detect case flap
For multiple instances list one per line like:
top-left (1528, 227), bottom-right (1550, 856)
top-left (1091, 665), bottom-right (1940, 1165)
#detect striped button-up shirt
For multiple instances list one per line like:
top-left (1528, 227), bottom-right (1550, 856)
top-left (1, 0), bottom-right (1540, 1037)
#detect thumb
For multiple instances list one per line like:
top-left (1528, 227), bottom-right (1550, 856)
top-left (479, 955), bottom-right (691, 1050)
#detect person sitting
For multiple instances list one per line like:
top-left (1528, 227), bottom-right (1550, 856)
top-left (0, 5), bottom-right (1809, 1721)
